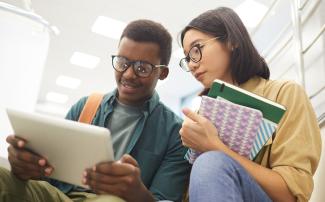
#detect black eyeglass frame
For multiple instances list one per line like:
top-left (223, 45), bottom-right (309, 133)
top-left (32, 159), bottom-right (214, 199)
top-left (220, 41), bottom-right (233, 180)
top-left (179, 36), bottom-right (220, 72)
top-left (111, 55), bottom-right (167, 78)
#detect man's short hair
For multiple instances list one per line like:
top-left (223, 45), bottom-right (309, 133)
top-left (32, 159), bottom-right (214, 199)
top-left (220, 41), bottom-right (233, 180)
top-left (120, 19), bottom-right (172, 66)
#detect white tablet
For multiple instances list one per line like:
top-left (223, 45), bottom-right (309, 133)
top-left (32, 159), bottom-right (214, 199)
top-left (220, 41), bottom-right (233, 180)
top-left (6, 108), bottom-right (114, 187)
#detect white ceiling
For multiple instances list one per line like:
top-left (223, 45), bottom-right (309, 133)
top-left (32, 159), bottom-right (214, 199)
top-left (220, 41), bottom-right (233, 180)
top-left (4, 0), bottom-right (275, 116)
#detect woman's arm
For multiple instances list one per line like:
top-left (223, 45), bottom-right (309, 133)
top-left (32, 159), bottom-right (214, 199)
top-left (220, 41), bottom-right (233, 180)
top-left (180, 108), bottom-right (296, 202)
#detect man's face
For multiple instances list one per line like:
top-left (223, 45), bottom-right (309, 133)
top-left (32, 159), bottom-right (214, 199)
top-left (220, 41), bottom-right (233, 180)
top-left (114, 37), bottom-right (168, 106)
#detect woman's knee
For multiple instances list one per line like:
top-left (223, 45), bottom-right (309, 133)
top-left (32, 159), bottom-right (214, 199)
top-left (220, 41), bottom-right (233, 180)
top-left (195, 151), bottom-right (232, 169)
top-left (189, 152), bottom-right (240, 199)
top-left (191, 151), bottom-right (239, 180)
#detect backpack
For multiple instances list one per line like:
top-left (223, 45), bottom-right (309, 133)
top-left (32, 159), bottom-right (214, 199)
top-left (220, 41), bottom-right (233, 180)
top-left (78, 93), bottom-right (104, 124)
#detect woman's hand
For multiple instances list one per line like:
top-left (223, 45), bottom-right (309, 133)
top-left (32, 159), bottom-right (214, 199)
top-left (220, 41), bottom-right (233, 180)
top-left (179, 108), bottom-right (226, 152)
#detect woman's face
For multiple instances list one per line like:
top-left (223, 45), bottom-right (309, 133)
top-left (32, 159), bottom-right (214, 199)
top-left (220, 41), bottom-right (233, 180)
top-left (182, 29), bottom-right (233, 88)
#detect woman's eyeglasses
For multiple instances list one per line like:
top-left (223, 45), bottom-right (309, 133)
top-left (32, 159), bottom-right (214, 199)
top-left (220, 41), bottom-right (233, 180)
top-left (179, 37), bottom-right (219, 72)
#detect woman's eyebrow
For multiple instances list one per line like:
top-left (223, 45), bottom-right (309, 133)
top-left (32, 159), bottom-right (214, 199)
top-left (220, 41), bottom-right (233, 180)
top-left (183, 39), bottom-right (204, 55)
top-left (189, 39), bottom-right (203, 47)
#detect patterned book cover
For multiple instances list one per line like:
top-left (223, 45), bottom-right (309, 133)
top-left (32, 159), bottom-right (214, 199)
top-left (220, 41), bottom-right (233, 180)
top-left (205, 97), bottom-right (277, 159)
top-left (208, 97), bottom-right (277, 159)
top-left (213, 98), bottom-right (277, 159)
top-left (185, 96), bottom-right (263, 163)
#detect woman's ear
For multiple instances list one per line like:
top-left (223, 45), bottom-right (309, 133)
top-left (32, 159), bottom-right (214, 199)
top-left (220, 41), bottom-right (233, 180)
top-left (227, 42), bottom-right (234, 51)
top-left (226, 41), bottom-right (238, 52)
top-left (229, 43), bottom-right (238, 52)
top-left (159, 67), bottom-right (169, 80)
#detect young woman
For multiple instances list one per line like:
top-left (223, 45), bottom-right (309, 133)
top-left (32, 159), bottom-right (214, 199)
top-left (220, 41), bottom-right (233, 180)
top-left (179, 7), bottom-right (321, 202)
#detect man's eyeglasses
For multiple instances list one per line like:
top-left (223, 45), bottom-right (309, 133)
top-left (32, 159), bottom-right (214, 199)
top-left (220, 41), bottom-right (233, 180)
top-left (179, 37), bottom-right (219, 72)
top-left (111, 55), bottom-right (166, 78)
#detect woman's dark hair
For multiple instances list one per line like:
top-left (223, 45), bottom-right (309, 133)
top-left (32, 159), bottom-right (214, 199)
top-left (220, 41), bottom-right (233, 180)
top-left (120, 19), bottom-right (172, 66)
top-left (180, 7), bottom-right (270, 84)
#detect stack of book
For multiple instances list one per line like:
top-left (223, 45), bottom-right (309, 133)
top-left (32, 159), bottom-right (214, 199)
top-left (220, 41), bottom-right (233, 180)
top-left (185, 79), bottom-right (286, 164)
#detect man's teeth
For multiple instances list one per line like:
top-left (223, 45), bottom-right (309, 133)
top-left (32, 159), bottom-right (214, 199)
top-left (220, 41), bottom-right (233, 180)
top-left (122, 82), bottom-right (137, 88)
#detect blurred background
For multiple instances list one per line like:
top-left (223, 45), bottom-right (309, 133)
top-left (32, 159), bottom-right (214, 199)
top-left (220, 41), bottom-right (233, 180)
top-left (0, 0), bottom-right (324, 200)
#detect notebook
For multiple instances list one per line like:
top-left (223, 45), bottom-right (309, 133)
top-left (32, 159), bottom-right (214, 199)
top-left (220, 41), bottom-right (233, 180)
top-left (250, 118), bottom-right (276, 159)
top-left (208, 79), bottom-right (286, 124)
top-left (215, 97), bottom-right (277, 159)
top-left (208, 79), bottom-right (286, 159)
top-left (185, 96), bottom-right (263, 164)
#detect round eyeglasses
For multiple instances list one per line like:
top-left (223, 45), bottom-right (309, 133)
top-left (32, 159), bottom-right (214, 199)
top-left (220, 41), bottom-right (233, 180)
top-left (111, 55), bottom-right (166, 78)
top-left (179, 37), bottom-right (219, 72)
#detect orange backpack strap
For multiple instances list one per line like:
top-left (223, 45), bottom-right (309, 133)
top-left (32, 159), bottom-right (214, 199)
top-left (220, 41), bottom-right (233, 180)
top-left (78, 93), bottom-right (104, 124)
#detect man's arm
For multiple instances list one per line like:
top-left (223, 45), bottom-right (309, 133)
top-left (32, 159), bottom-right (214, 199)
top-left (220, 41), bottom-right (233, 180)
top-left (65, 96), bottom-right (88, 121)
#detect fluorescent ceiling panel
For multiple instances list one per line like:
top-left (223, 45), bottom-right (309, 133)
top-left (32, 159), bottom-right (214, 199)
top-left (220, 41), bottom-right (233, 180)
top-left (92, 16), bottom-right (126, 40)
top-left (56, 75), bottom-right (81, 89)
top-left (36, 103), bottom-right (68, 116)
top-left (70, 51), bottom-right (100, 69)
top-left (46, 92), bottom-right (68, 104)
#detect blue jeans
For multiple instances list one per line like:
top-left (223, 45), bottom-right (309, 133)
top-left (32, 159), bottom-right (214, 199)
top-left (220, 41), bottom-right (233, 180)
top-left (189, 151), bottom-right (272, 202)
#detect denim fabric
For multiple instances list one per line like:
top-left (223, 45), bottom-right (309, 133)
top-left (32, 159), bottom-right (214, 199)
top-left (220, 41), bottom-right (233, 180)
top-left (189, 151), bottom-right (272, 202)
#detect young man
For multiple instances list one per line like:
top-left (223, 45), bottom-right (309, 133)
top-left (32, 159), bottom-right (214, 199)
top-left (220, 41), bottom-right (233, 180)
top-left (0, 19), bottom-right (190, 202)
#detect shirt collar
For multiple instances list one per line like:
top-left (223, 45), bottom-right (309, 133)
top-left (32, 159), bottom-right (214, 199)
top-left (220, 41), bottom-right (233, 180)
top-left (102, 89), bottom-right (160, 114)
top-left (239, 76), bottom-right (266, 97)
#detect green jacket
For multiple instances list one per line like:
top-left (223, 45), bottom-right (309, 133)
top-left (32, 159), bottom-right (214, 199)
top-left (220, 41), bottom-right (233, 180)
top-left (50, 90), bottom-right (191, 202)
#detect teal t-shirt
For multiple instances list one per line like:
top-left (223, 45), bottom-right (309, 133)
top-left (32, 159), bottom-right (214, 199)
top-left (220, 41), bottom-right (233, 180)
top-left (108, 99), bottom-right (143, 160)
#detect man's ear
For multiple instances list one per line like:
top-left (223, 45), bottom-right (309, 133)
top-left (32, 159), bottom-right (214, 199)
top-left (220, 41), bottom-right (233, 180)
top-left (159, 67), bottom-right (169, 80)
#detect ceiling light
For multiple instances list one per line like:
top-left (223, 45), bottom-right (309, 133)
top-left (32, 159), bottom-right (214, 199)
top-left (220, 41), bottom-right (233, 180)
top-left (70, 52), bottom-right (100, 69)
top-left (35, 103), bottom-right (68, 117)
top-left (92, 16), bottom-right (126, 40)
top-left (56, 75), bottom-right (81, 89)
top-left (235, 0), bottom-right (268, 28)
top-left (46, 92), bottom-right (68, 104)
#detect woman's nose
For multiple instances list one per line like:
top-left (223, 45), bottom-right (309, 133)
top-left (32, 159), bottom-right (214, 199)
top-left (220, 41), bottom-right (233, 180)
top-left (188, 60), bottom-right (200, 72)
